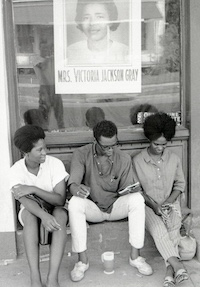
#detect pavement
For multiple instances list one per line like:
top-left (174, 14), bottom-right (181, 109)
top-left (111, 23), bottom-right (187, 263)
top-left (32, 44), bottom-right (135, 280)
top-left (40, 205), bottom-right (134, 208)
top-left (1, 220), bottom-right (200, 287)
top-left (1, 244), bottom-right (200, 287)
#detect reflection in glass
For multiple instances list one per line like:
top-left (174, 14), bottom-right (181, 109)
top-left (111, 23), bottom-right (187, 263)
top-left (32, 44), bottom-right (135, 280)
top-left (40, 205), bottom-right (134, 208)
top-left (12, 0), bottom-right (181, 132)
top-left (85, 107), bottom-right (105, 129)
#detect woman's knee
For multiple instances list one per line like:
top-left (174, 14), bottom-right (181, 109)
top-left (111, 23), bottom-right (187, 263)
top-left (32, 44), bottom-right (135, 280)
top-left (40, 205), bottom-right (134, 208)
top-left (53, 207), bottom-right (68, 225)
top-left (147, 221), bottom-right (168, 241)
top-left (21, 209), bottom-right (38, 226)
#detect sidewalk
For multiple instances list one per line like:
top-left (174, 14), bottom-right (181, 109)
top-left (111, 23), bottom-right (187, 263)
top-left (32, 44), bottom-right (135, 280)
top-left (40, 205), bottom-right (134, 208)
top-left (1, 248), bottom-right (200, 287)
top-left (1, 220), bottom-right (200, 287)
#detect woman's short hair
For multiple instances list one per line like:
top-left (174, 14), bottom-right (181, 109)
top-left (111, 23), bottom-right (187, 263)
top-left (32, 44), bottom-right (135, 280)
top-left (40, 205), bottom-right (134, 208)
top-left (143, 112), bottom-right (176, 141)
top-left (14, 125), bottom-right (45, 153)
top-left (93, 120), bottom-right (117, 141)
top-left (75, 0), bottom-right (120, 32)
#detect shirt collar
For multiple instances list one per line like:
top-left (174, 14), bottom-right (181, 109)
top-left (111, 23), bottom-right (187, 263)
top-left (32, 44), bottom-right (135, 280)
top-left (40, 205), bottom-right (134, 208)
top-left (93, 142), bottom-right (97, 156)
top-left (143, 147), bottom-right (168, 163)
top-left (92, 142), bottom-right (115, 163)
top-left (22, 157), bottom-right (43, 173)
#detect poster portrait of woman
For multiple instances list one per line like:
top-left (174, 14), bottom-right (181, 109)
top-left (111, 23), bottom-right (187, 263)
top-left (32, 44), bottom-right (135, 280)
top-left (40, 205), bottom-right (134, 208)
top-left (66, 0), bottom-right (130, 65)
top-left (54, 0), bottom-right (141, 94)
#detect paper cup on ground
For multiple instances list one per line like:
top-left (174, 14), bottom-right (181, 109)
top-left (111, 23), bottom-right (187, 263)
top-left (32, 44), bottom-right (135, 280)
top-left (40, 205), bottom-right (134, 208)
top-left (101, 251), bottom-right (115, 274)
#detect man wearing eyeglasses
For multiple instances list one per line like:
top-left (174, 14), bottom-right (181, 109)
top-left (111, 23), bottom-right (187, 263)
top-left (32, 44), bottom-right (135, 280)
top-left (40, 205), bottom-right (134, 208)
top-left (68, 120), bottom-right (152, 282)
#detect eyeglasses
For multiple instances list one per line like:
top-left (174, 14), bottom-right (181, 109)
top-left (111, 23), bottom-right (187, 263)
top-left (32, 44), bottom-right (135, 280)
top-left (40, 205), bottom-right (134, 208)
top-left (97, 140), bottom-right (119, 151)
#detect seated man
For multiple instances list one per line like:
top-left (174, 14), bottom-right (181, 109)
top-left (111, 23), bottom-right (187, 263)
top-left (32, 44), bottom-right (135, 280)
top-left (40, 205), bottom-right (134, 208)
top-left (68, 120), bottom-right (153, 282)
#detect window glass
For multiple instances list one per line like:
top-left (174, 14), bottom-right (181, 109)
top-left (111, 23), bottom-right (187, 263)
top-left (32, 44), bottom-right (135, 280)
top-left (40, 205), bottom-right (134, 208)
top-left (13, 0), bottom-right (181, 133)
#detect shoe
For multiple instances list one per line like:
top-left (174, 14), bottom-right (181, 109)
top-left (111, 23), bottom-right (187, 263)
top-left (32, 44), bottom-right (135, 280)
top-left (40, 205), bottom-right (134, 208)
top-left (71, 261), bottom-right (89, 282)
top-left (163, 276), bottom-right (175, 287)
top-left (129, 256), bottom-right (153, 275)
top-left (175, 269), bottom-right (189, 284)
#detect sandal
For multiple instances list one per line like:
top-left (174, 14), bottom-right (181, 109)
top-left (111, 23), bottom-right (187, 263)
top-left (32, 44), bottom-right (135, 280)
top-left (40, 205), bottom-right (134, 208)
top-left (163, 276), bottom-right (175, 287)
top-left (175, 269), bottom-right (189, 284)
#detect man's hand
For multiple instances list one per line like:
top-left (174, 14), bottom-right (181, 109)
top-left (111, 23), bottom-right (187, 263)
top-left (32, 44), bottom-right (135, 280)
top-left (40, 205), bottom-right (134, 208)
top-left (76, 184), bottom-right (90, 198)
top-left (71, 183), bottom-right (90, 199)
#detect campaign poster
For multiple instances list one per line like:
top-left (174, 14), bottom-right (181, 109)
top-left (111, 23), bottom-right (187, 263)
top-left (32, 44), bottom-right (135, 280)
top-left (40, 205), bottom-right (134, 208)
top-left (53, 0), bottom-right (141, 94)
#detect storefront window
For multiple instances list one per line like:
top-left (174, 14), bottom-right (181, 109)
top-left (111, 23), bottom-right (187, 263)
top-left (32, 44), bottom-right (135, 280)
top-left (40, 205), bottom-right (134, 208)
top-left (12, 0), bottom-right (182, 133)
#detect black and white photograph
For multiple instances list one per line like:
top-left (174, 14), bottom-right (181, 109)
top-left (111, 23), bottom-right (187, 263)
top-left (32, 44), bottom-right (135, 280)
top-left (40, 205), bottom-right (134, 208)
top-left (66, 0), bottom-right (130, 65)
top-left (54, 0), bottom-right (141, 94)
top-left (1, 1), bottom-right (200, 287)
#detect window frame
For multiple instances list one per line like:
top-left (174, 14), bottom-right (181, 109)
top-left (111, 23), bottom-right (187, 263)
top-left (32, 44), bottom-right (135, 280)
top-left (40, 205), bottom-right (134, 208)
top-left (3, 0), bottom-right (188, 161)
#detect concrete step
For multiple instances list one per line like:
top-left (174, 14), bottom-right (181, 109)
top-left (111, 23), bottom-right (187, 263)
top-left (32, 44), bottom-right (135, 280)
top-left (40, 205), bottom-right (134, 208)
top-left (16, 220), bottom-right (157, 258)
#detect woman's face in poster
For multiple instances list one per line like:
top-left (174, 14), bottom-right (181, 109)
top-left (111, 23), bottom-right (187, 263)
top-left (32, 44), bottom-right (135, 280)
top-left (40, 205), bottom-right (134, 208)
top-left (81, 4), bottom-right (110, 42)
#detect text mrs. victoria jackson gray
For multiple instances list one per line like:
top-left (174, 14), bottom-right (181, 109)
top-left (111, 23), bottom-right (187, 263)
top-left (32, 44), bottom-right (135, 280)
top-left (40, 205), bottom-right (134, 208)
top-left (57, 68), bottom-right (139, 83)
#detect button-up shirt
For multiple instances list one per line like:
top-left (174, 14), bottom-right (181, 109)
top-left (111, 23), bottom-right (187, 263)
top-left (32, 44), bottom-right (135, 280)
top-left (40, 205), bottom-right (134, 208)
top-left (68, 143), bottom-right (134, 213)
top-left (132, 148), bottom-right (185, 205)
